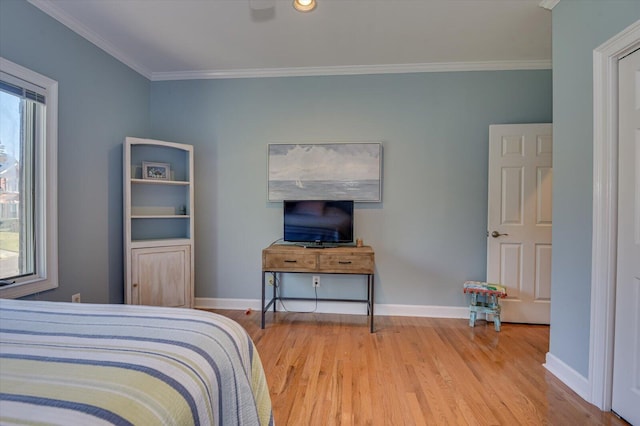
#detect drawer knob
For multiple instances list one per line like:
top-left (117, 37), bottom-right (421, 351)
top-left (284, 259), bottom-right (298, 263)
top-left (338, 260), bottom-right (352, 264)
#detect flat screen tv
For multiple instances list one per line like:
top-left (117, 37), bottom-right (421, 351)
top-left (284, 200), bottom-right (354, 246)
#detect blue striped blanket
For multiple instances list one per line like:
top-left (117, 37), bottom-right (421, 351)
top-left (0, 299), bottom-right (273, 425)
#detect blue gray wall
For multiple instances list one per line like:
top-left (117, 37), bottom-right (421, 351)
top-left (0, 1), bottom-right (553, 313)
top-left (150, 71), bottom-right (551, 306)
top-left (0, 0), bottom-right (150, 303)
top-left (550, 1), bottom-right (640, 378)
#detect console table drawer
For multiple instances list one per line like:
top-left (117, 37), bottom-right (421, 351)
top-left (263, 252), bottom-right (317, 271)
top-left (318, 254), bottom-right (374, 274)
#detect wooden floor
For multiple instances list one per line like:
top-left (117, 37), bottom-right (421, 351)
top-left (210, 310), bottom-right (628, 426)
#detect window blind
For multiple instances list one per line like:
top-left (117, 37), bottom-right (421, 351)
top-left (0, 71), bottom-right (46, 104)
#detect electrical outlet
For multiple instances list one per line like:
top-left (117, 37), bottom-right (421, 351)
top-left (312, 276), bottom-right (320, 288)
top-left (71, 293), bottom-right (81, 303)
top-left (267, 276), bottom-right (274, 286)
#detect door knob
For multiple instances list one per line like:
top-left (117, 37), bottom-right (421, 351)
top-left (490, 231), bottom-right (509, 238)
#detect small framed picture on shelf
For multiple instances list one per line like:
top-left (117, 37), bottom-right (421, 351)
top-left (142, 161), bottom-right (171, 180)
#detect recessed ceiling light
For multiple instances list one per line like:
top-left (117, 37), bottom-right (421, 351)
top-left (293, 0), bottom-right (316, 12)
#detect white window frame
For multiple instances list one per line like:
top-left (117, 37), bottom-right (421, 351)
top-left (0, 57), bottom-right (58, 298)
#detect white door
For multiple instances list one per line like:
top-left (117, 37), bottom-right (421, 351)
top-left (487, 124), bottom-right (552, 324)
top-left (612, 48), bottom-right (640, 425)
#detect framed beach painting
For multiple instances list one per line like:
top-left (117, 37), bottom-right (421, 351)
top-left (268, 143), bottom-right (382, 202)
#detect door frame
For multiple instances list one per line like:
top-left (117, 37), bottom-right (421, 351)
top-left (590, 19), bottom-right (640, 411)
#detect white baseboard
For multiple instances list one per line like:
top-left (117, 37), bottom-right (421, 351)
top-left (195, 298), bottom-right (264, 311)
top-left (375, 303), bottom-right (468, 318)
top-left (544, 352), bottom-right (590, 402)
top-left (195, 297), bottom-right (469, 319)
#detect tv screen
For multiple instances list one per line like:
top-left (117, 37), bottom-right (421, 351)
top-left (284, 200), bottom-right (354, 245)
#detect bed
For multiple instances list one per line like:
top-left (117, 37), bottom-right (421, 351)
top-left (0, 298), bottom-right (273, 425)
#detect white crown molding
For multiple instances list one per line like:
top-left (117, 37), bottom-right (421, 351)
top-left (26, 0), bottom-right (551, 82)
top-left (539, 0), bottom-right (560, 11)
top-left (152, 60), bottom-right (552, 81)
top-left (27, 0), bottom-right (152, 79)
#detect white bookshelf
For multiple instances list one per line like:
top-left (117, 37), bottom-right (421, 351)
top-left (123, 137), bottom-right (194, 308)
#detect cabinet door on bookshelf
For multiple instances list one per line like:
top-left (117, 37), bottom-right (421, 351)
top-left (131, 245), bottom-right (191, 308)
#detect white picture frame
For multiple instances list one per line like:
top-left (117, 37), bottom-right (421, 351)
top-left (142, 161), bottom-right (171, 180)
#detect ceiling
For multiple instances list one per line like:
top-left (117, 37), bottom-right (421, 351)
top-left (28, 0), bottom-right (552, 81)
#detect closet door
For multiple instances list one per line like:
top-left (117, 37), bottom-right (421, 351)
top-left (612, 48), bottom-right (640, 425)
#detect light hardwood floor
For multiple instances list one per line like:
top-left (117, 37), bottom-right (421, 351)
top-left (210, 310), bottom-right (628, 426)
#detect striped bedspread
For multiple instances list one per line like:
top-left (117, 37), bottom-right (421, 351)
top-left (0, 299), bottom-right (273, 426)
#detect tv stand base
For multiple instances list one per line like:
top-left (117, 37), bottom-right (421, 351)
top-left (261, 244), bottom-right (375, 332)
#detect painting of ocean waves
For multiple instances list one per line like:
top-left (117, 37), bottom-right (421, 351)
top-left (269, 179), bottom-right (380, 201)
top-left (268, 143), bottom-right (382, 202)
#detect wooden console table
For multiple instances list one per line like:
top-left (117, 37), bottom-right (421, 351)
top-left (261, 244), bottom-right (375, 332)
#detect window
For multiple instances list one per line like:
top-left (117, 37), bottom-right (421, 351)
top-left (0, 57), bottom-right (57, 298)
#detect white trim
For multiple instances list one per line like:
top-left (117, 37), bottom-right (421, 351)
top-left (151, 60), bottom-right (552, 81)
top-left (539, 0), bottom-right (560, 11)
top-left (544, 352), bottom-right (590, 401)
top-left (374, 303), bottom-right (468, 318)
top-left (0, 57), bottom-right (58, 299)
top-left (590, 19), bottom-right (640, 411)
top-left (195, 297), bottom-right (469, 318)
top-left (26, 0), bottom-right (152, 79)
top-left (195, 298), bottom-right (263, 311)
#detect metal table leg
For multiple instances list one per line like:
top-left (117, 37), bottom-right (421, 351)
top-left (369, 274), bottom-right (375, 333)
top-left (272, 272), bottom-right (277, 312)
top-left (261, 272), bottom-right (266, 329)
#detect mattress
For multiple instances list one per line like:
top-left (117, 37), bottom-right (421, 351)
top-left (0, 298), bottom-right (273, 425)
